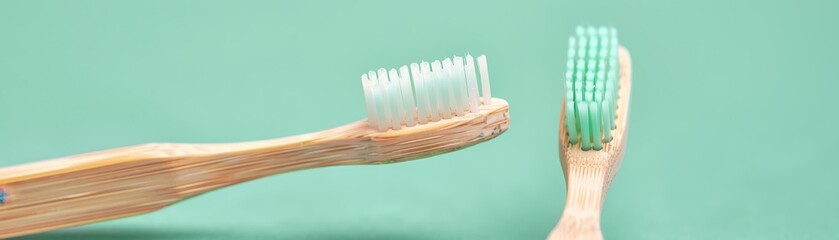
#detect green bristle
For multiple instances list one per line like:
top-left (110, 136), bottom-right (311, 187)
top-left (566, 100), bottom-right (578, 144)
top-left (564, 26), bottom-right (619, 150)
top-left (577, 101), bottom-right (592, 150)
top-left (589, 101), bottom-right (602, 150)
top-left (565, 37), bottom-right (579, 144)
top-left (574, 69), bottom-right (584, 102)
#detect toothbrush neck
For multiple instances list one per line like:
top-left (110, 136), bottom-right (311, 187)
top-left (172, 139), bottom-right (368, 198)
top-left (563, 165), bottom-right (609, 213)
top-left (548, 165), bottom-right (610, 240)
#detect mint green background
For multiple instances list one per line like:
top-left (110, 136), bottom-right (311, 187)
top-left (2, 0), bottom-right (837, 239)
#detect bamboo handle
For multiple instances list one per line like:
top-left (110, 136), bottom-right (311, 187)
top-left (547, 165), bottom-right (609, 240)
top-left (0, 98), bottom-right (510, 238)
top-left (0, 131), bottom-right (364, 237)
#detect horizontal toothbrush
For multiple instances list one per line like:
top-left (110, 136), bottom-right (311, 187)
top-left (0, 54), bottom-right (509, 238)
top-left (548, 27), bottom-right (632, 240)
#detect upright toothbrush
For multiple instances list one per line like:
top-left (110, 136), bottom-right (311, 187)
top-left (548, 26), bottom-right (632, 240)
top-left (0, 54), bottom-right (509, 238)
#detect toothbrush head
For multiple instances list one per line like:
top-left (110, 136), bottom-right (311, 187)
top-left (356, 54), bottom-right (508, 163)
top-left (562, 26), bottom-right (630, 152)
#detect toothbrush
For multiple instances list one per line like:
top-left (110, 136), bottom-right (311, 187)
top-left (548, 27), bottom-right (632, 240)
top-left (0, 54), bottom-right (509, 238)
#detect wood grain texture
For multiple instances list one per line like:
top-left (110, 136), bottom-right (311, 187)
top-left (0, 98), bottom-right (509, 238)
top-left (548, 47), bottom-right (632, 240)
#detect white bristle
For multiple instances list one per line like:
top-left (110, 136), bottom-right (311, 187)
top-left (361, 74), bottom-right (378, 128)
top-left (368, 71), bottom-right (387, 131)
top-left (376, 68), bottom-right (394, 130)
top-left (398, 66), bottom-right (416, 127)
top-left (442, 58), bottom-right (464, 117)
top-left (420, 62), bottom-right (440, 122)
top-left (410, 63), bottom-right (430, 124)
top-left (477, 55), bottom-right (492, 104)
top-left (431, 60), bottom-right (451, 119)
top-left (388, 69), bottom-right (406, 129)
top-left (361, 53), bottom-right (493, 131)
top-left (464, 55), bottom-right (480, 113)
top-left (453, 56), bottom-right (469, 114)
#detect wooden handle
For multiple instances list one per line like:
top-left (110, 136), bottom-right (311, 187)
top-left (547, 165), bottom-right (608, 240)
top-left (0, 98), bottom-right (509, 238)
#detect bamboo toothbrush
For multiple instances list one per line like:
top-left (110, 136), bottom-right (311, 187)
top-left (548, 27), bottom-right (632, 240)
top-left (0, 54), bottom-right (509, 238)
